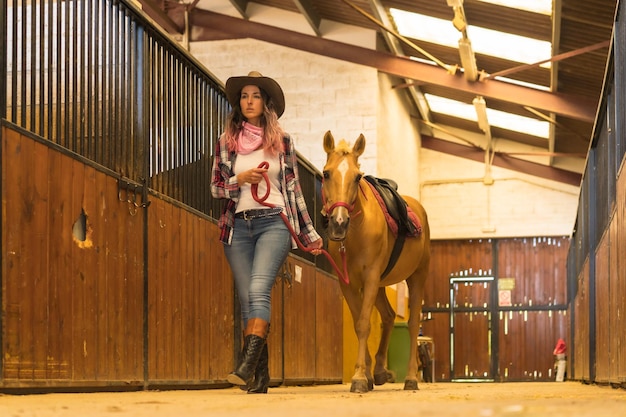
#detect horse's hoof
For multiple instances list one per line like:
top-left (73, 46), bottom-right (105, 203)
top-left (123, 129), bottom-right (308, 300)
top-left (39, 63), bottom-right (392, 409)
top-left (374, 372), bottom-right (388, 385)
top-left (350, 379), bottom-right (371, 393)
top-left (404, 379), bottom-right (419, 390)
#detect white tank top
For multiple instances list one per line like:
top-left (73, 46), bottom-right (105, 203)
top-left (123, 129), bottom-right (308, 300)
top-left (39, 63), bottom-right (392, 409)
top-left (234, 149), bottom-right (285, 213)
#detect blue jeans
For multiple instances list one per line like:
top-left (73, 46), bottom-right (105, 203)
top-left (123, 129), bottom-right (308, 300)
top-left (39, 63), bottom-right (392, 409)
top-left (224, 215), bottom-right (291, 326)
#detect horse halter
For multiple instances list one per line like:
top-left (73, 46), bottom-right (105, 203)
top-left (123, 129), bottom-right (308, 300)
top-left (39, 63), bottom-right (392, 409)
top-left (321, 179), bottom-right (365, 220)
top-left (321, 184), bottom-right (355, 217)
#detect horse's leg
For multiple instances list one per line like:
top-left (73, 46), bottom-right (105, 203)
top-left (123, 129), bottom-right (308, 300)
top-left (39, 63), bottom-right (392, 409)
top-left (349, 280), bottom-right (379, 393)
top-left (373, 287), bottom-right (395, 385)
top-left (405, 272), bottom-right (427, 390)
top-left (340, 284), bottom-right (374, 391)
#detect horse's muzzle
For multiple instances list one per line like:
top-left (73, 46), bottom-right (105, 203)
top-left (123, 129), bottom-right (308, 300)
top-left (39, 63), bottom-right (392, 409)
top-left (327, 216), bottom-right (349, 241)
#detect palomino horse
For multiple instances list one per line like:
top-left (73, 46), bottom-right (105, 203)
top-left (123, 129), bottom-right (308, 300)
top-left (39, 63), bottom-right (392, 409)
top-left (321, 131), bottom-right (430, 393)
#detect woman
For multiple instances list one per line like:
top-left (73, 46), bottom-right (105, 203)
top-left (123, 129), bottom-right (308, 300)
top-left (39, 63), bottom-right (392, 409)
top-left (210, 71), bottom-right (323, 393)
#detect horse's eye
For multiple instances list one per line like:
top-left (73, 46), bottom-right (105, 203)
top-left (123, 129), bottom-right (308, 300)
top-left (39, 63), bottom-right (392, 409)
top-left (323, 171), bottom-right (330, 180)
top-left (355, 174), bottom-right (363, 183)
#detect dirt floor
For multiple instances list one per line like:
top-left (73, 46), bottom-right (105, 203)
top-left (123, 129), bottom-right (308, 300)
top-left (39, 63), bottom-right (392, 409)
top-left (1, 381), bottom-right (624, 417)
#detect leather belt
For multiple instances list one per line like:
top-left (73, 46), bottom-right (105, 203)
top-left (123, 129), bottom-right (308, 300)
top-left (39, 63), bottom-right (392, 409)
top-left (235, 207), bottom-right (283, 220)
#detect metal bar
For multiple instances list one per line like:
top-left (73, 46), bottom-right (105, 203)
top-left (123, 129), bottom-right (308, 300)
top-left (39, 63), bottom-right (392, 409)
top-left (483, 40), bottom-right (611, 81)
top-left (78, 0), bottom-right (85, 155)
top-left (47, 0), bottom-right (53, 140)
top-left (1, 0), bottom-right (7, 121)
top-left (63, 0), bottom-right (70, 148)
top-left (55, 0), bottom-right (61, 144)
top-left (10, 0), bottom-right (17, 123)
top-left (31, 0), bottom-right (37, 134)
top-left (119, 9), bottom-right (127, 174)
top-left (38, 0), bottom-right (44, 136)
top-left (84, 0), bottom-right (91, 158)
top-left (1, 3), bottom-right (7, 378)
top-left (20, 0), bottom-right (26, 127)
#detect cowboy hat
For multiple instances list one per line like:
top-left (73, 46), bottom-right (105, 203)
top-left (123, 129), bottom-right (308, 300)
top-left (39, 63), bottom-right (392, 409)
top-left (225, 71), bottom-right (285, 118)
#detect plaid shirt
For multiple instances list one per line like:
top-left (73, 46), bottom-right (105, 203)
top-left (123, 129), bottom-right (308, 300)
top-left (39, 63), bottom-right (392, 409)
top-left (210, 134), bottom-right (321, 248)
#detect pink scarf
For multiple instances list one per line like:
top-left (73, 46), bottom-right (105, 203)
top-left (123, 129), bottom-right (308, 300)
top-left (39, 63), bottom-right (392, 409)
top-left (237, 121), bottom-right (263, 155)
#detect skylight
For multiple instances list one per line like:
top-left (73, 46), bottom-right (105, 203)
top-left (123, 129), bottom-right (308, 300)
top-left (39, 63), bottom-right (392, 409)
top-left (425, 94), bottom-right (550, 138)
top-left (389, 8), bottom-right (552, 66)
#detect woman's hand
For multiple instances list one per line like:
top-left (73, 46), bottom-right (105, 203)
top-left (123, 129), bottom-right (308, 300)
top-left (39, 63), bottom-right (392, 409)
top-left (307, 238), bottom-right (324, 255)
top-left (237, 167), bottom-right (268, 185)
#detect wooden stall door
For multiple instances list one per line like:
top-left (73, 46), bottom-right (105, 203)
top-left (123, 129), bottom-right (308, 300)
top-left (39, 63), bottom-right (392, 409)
top-left (450, 277), bottom-right (494, 381)
top-left (282, 257), bottom-right (316, 384)
top-left (2, 128), bottom-right (145, 387)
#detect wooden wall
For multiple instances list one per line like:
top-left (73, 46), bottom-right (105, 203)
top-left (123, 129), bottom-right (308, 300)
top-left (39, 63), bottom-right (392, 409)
top-left (566, 2), bottom-right (626, 386)
top-left (1, 124), bottom-right (343, 391)
top-left (582, 161), bottom-right (626, 385)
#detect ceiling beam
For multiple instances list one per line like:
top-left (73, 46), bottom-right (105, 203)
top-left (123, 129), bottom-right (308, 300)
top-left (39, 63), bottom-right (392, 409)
top-left (228, 0), bottom-right (248, 18)
top-left (421, 135), bottom-right (582, 186)
top-left (135, 0), bottom-right (183, 34)
top-left (294, 0), bottom-right (323, 36)
top-left (186, 9), bottom-right (597, 123)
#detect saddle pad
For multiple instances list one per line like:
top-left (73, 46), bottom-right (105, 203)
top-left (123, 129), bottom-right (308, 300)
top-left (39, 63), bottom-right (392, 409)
top-left (363, 176), bottom-right (422, 237)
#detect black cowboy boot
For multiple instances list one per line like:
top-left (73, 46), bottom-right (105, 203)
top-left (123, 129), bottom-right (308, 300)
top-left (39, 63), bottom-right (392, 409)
top-left (248, 342), bottom-right (269, 393)
top-left (227, 318), bottom-right (268, 386)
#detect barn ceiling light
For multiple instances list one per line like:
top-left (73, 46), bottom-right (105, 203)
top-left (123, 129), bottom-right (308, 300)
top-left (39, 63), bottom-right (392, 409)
top-left (389, 8), bottom-right (552, 67)
top-left (425, 94), bottom-right (551, 138)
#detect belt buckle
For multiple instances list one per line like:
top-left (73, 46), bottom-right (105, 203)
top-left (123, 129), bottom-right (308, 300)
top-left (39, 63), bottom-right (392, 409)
top-left (243, 210), bottom-right (253, 221)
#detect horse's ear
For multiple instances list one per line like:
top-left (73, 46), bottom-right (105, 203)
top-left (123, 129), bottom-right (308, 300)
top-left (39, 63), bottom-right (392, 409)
top-left (323, 131), bottom-right (335, 154)
top-left (353, 134), bottom-right (366, 158)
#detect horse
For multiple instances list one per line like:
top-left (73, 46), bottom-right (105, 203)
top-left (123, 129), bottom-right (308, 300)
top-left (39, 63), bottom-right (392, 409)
top-left (321, 131), bottom-right (431, 393)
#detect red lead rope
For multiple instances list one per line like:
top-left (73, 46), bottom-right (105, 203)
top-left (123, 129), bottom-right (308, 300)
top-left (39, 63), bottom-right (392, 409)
top-left (251, 161), bottom-right (349, 285)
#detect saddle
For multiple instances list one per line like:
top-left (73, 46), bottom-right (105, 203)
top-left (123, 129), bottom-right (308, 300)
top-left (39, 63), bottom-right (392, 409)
top-left (363, 175), bottom-right (422, 279)
top-left (363, 176), bottom-right (421, 237)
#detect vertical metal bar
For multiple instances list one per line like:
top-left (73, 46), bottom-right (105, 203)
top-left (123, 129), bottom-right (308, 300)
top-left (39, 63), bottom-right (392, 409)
top-left (20, 0), bottom-right (26, 127)
top-left (10, 0), bottom-right (18, 123)
top-left (38, 0), bottom-right (44, 136)
top-left (94, 0), bottom-right (102, 164)
top-left (490, 240), bottom-right (500, 380)
top-left (111, 1), bottom-right (119, 169)
top-left (47, 0), bottom-right (53, 140)
top-left (588, 149), bottom-right (597, 383)
top-left (89, 0), bottom-right (97, 161)
top-left (0, 0), bottom-right (6, 383)
top-left (136, 24), bottom-right (145, 182)
top-left (55, 0), bottom-right (62, 144)
top-left (163, 50), bottom-right (170, 196)
top-left (85, 0), bottom-right (92, 159)
top-left (175, 58), bottom-right (181, 200)
top-left (103, 0), bottom-right (111, 166)
top-left (74, 0), bottom-right (88, 156)
top-left (0, 0), bottom-right (7, 120)
top-left (128, 17), bottom-right (136, 178)
top-left (29, 0), bottom-right (35, 131)
top-left (191, 74), bottom-right (198, 208)
top-left (119, 8), bottom-right (126, 174)
top-left (70, 0), bottom-right (77, 152)
top-left (146, 35), bottom-right (153, 190)
top-left (64, 0), bottom-right (70, 148)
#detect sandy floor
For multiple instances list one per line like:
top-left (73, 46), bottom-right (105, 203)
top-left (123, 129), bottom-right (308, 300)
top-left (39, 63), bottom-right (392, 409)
top-left (0, 381), bottom-right (624, 417)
